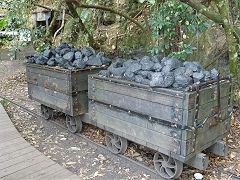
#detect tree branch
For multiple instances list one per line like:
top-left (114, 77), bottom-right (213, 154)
top-left (69, 0), bottom-right (146, 33)
top-left (34, 4), bottom-right (71, 16)
top-left (179, 0), bottom-right (223, 24)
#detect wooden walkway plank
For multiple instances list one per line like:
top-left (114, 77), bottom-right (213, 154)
top-left (0, 146), bottom-right (36, 162)
top-left (0, 103), bottom-right (78, 180)
top-left (1, 159), bottom-right (56, 180)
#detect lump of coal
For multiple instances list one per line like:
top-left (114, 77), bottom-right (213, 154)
top-left (135, 75), bottom-right (143, 83)
top-left (86, 55), bottom-right (102, 66)
top-left (109, 64), bottom-right (126, 77)
top-left (60, 48), bottom-right (71, 56)
top-left (137, 71), bottom-right (150, 78)
top-left (124, 70), bottom-right (135, 81)
top-left (63, 52), bottom-right (75, 62)
top-left (35, 55), bottom-right (48, 65)
top-left (43, 49), bottom-right (52, 58)
top-left (96, 52), bottom-right (105, 59)
top-left (162, 65), bottom-right (172, 73)
top-left (173, 75), bottom-right (193, 88)
top-left (55, 46), bottom-right (61, 54)
top-left (72, 59), bottom-right (86, 69)
top-left (64, 61), bottom-right (73, 70)
top-left (59, 42), bottom-right (69, 49)
top-left (101, 57), bottom-right (111, 66)
top-left (140, 56), bottom-right (154, 71)
top-left (210, 68), bottom-right (218, 79)
top-left (151, 55), bottom-right (163, 63)
top-left (83, 56), bottom-right (89, 63)
top-left (193, 72), bottom-right (204, 83)
top-left (82, 46), bottom-right (94, 57)
top-left (47, 58), bottom-right (56, 66)
top-left (75, 51), bottom-right (83, 60)
top-left (203, 70), bottom-right (211, 81)
top-left (174, 67), bottom-right (193, 77)
top-left (126, 62), bottom-right (142, 73)
top-left (27, 57), bottom-right (35, 63)
top-left (114, 58), bottom-right (124, 68)
top-left (162, 58), bottom-right (182, 71)
top-left (123, 59), bottom-right (135, 67)
top-left (183, 61), bottom-right (203, 72)
top-left (56, 57), bottom-right (67, 67)
top-left (141, 79), bottom-right (150, 86)
top-left (149, 72), bottom-right (174, 88)
top-left (99, 70), bottom-right (110, 77)
top-left (153, 63), bottom-right (163, 72)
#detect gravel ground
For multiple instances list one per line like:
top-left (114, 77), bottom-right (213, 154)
top-left (0, 59), bottom-right (240, 180)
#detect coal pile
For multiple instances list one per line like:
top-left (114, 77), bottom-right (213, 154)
top-left (27, 43), bottom-right (111, 70)
top-left (99, 56), bottom-right (219, 88)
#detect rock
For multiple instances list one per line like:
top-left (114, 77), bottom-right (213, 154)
top-left (193, 62), bottom-right (204, 71)
top-left (161, 58), bottom-right (182, 71)
top-left (99, 70), bottom-right (110, 77)
top-left (193, 72), bottom-right (204, 83)
top-left (101, 57), bottom-right (111, 66)
top-left (63, 61), bottom-right (73, 69)
top-left (83, 56), bottom-right (89, 63)
top-left (124, 70), bottom-right (135, 81)
top-left (55, 46), bottom-right (61, 54)
top-left (96, 52), bottom-right (105, 59)
top-left (185, 68), bottom-right (193, 77)
top-left (140, 56), bottom-right (154, 70)
top-left (81, 46), bottom-right (93, 57)
top-left (56, 57), bottom-right (66, 67)
top-left (173, 75), bottom-right (193, 88)
top-left (72, 48), bottom-right (78, 52)
top-left (203, 70), bottom-right (211, 81)
top-left (141, 78), bottom-right (150, 85)
top-left (43, 49), bottom-right (52, 58)
top-left (135, 75), bottom-right (143, 83)
top-left (210, 68), bottom-right (218, 79)
top-left (75, 51), bottom-right (83, 60)
top-left (47, 58), bottom-right (56, 66)
top-left (126, 62), bottom-right (142, 73)
top-left (27, 57), bottom-right (35, 63)
top-left (153, 63), bottom-right (163, 72)
top-left (162, 65), bottom-right (172, 73)
top-left (147, 71), bottom-right (155, 80)
top-left (114, 58), bottom-right (124, 68)
top-left (123, 59), bottom-right (135, 67)
top-left (59, 42), bottom-right (69, 49)
top-left (72, 59), bottom-right (86, 69)
top-left (174, 67), bottom-right (186, 76)
top-left (183, 61), bottom-right (199, 72)
top-left (35, 55), bottom-right (48, 65)
top-left (109, 64), bottom-right (126, 77)
top-left (60, 48), bottom-right (71, 56)
top-left (68, 44), bottom-right (74, 48)
top-left (34, 54), bottom-right (40, 59)
top-left (137, 71), bottom-right (150, 78)
top-left (151, 55), bottom-right (163, 63)
top-left (86, 55), bottom-right (102, 66)
top-left (63, 52), bottom-right (75, 62)
top-left (149, 72), bottom-right (174, 88)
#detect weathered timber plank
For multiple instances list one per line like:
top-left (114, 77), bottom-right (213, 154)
top-left (72, 92), bottom-right (88, 116)
top-left (207, 140), bottom-right (228, 156)
top-left (91, 101), bottom-right (182, 139)
top-left (186, 82), bottom-right (230, 109)
top-left (2, 160), bottom-right (56, 180)
top-left (185, 153), bottom-right (209, 170)
top-left (89, 88), bottom-right (183, 123)
top-left (0, 142), bottom-right (30, 157)
top-left (0, 155), bottom-right (47, 178)
top-left (0, 146), bottom-right (36, 162)
top-left (0, 151), bottom-right (41, 170)
top-left (89, 78), bottom-right (184, 109)
top-left (93, 104), bottom-right (181, 154)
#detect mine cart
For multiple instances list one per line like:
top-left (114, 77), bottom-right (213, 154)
top-left (86, 74), bottom-right (233, 179)
top-left (26, 63), bottom-right (105, 133)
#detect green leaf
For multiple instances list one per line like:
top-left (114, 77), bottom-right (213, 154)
top-left (139, 0), bottom-right (145, 3)
top-left (148, 0), bottom-right (155, 4)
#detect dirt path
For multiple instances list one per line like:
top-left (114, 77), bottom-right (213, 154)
top-left (0, 59), bottom-right (239, 179)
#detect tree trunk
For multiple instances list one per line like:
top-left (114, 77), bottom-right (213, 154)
top-left (214, 0), bottom-right (239, 79)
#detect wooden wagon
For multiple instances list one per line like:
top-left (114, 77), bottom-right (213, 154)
top-left (86, 74), bottom-right (233, 179)
top-left (26, 63), bottom-right (104, 133)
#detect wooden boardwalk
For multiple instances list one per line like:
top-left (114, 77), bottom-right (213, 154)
top-left (0, 104), bottom-right (79, 180)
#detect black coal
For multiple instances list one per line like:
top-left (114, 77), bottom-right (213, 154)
top-left (27, 43), bottom-right (111, 70)
top-left (99, 56), bottom-right (219, 89)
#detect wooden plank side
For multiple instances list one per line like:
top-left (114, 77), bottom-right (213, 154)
top-left (29, 84), bottom-right (71, 114)
top-left (92, 101), bottom-right (182, 139)
top-left (72, 92), bottom-right (88, 116)
top-left (89, 88), bottom-right (183, 123)
top-left (91, 103), bottom-right (181, 154)
top-left (89, 78), bottom-right (184, 109)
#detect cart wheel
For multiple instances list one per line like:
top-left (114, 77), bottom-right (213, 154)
top-left (153, 152), bottom-right (183, 179)
top-left (105, 132), bottom-right (127, 154)
top-left (66, 115), bottom-right (82, 133)
top-left (41, 105), bottom-right (53, 120)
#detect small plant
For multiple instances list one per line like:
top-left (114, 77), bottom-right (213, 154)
top-left (1, 97), bottom-right (9, 109)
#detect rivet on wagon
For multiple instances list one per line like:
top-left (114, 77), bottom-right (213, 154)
top-left (174, 133), bottom-right (177, 138)
top-left (174, 118), bottom-right (178, 122)
top-left (149, 116), bottom-right (152, 121)
top-left (128, 111), bottom-right (131, 114)
top-left (173, 149), bottom-right (177, 153)
top-left (109, 105), bottom-right (112, 108)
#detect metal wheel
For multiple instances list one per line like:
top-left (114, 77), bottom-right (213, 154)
top-left (41, 105), bottom-right (53, 120)
top-left (105, 132), bottom-right (128, 154)
top-left (153, 152), bottom-right (183, 179)
top-left (66, 115), bottom-right (82, 133)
